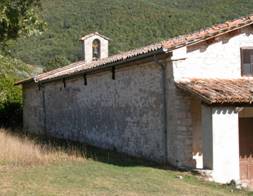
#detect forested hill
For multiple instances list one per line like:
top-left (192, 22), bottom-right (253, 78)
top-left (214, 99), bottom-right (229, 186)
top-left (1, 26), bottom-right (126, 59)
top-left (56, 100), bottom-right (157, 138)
top-left (7, 0), bottom-right (253, 70)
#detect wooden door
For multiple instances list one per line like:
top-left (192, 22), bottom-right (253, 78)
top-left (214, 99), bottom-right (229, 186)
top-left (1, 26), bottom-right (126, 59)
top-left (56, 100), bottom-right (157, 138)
top-left (239, 118), bottom-right (253, 185)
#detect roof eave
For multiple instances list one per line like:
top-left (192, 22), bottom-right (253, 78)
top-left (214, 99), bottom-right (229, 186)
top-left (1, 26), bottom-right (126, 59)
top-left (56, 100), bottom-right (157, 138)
top-left (38, 48), bottom-right (167, 84)
top-left (164, 21), bottom-right (253, 52)
top-left (175, 82), bottom-right (213, 105)
top-left (15, 78), bottom-right (34, 86)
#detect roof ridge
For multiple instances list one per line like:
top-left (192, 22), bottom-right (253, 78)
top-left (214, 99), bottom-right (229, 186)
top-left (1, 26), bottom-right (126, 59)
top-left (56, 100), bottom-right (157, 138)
top-left (162, 13), bottom-right (253, 50)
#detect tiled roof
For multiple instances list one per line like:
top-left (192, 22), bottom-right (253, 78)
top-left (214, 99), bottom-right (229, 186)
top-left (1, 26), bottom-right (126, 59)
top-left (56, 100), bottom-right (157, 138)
top-left (32, 42), bottom-right (163, 83)
top-left (162, 15), bottom-right (253, 50)
top-left (16, 14), bottom-right (253, 85)
top-left (176, 78), bottom-right (253, 104)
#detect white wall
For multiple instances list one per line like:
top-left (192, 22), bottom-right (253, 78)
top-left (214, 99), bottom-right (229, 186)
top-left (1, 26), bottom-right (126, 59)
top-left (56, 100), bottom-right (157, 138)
top-left (202, 105), bottom-right (240, 183)
top-left (173, 26), bottom-right (253, 80)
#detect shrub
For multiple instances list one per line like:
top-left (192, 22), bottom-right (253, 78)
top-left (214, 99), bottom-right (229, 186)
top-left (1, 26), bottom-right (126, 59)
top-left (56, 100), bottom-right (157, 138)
top-left (0, 55), bottom-right (38, 128)
top-left (0, 77), bottom-right (22, 127)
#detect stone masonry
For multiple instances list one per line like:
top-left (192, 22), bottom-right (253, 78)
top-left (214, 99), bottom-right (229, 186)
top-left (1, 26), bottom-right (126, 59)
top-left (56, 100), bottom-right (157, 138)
top-left (23, 61), bottom-right (167, 162)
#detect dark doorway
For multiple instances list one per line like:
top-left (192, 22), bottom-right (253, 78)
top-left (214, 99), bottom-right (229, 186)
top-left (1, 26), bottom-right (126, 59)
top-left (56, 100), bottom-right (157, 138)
top-left (239, 117), bottom-right (253, 185)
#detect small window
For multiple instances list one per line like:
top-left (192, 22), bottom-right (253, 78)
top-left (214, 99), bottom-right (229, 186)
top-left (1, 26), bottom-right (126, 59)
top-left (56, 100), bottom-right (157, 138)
top-left (241, 47), bottom-right (253, 76)
top-left (92, 39), bottom-right (100, 60)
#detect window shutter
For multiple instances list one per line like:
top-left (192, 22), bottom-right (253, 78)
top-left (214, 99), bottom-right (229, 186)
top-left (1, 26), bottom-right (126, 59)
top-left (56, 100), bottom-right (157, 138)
top-left (243, 49), bottom-right (251, 64)
top-left (241, 48), bottom-right (253, 76)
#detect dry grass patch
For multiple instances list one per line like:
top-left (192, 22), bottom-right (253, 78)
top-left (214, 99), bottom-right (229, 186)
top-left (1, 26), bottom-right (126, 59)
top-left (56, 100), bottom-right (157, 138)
top-left (0, 128), bottom-right (85, 166)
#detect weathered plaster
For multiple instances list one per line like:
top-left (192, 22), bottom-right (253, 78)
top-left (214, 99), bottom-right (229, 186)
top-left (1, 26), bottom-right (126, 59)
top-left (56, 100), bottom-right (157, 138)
top-left (173, 26), bottom-right (253, 80)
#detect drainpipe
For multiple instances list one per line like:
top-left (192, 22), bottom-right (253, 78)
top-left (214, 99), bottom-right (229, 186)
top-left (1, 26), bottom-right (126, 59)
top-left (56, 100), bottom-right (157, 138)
top-left (153, 55), bottom-right (168, 164)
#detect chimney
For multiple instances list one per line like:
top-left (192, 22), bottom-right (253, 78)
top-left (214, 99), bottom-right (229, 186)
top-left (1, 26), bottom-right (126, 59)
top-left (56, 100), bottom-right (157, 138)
top-left (80, 32), bottom-right (110, 63)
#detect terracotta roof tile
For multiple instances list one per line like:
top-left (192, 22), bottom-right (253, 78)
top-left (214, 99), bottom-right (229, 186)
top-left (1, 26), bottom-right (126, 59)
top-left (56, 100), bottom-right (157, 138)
top-left (176, 78), bottom-right (253, 104)
top-left (162, 15), bottom-right (253, 50)
top-left (34, 42), bottom-right (163, 82)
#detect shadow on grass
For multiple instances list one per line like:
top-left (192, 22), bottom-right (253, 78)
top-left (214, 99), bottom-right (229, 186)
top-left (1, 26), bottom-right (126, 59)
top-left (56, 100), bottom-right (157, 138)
top-left (2, 128), bottom-right (177, 170)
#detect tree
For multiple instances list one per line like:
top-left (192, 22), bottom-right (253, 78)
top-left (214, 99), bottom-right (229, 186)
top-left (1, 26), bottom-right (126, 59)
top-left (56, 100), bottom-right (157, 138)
top-left (44, 56), bottom-right (70, 72)
top-left (0, 0), bottom-right (45, 127)
top-left (0, 0), bottom-right (45, 43)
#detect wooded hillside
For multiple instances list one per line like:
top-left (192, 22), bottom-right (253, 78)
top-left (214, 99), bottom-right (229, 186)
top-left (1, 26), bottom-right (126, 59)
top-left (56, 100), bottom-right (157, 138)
top-left (7, 0), bottom-right (253, 70)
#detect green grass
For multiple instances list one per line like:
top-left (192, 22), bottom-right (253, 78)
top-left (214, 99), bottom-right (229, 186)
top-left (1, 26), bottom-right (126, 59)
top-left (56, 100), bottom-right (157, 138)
top-left (0, 160), bottom-right (250, 195)
top-left (0, 131), bottom-right (251, 196)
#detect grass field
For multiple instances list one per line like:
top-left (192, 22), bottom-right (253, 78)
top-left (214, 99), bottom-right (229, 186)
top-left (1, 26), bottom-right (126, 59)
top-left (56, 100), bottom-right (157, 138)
top-left (0, 129), bottom-right (252, 196)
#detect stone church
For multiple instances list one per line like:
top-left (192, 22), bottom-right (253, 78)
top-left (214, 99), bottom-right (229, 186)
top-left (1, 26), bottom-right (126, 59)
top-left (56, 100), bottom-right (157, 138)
top-left (17, 15), bottom-right (253, 186)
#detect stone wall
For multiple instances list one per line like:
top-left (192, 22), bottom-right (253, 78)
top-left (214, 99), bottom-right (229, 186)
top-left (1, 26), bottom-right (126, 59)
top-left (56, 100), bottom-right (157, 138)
top-left (165, 62), bottom-right (195, 168)
top-left (23, 61), bottom-right (167, 162)
top-left (23, 82), bottom-right (45, 135)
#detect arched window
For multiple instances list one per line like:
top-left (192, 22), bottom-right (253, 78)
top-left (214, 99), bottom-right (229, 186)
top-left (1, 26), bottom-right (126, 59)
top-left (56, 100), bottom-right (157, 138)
top-left (92, 39), bottom-right (101, 60)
